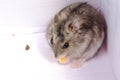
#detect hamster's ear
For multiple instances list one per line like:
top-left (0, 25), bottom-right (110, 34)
top-left (54, 13), bottom-right (69, 23)
top-left (54, 14), bottom-right (59, 23)
top-left (68, 21), bottom-right (80, 33)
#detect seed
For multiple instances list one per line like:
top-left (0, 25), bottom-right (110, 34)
top-left (59, 57), bottom-right (66, 63)
top-left (25, 44), bottom-right (30, 51)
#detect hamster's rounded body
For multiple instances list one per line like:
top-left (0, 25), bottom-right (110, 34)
top-left (46, 2), bottom-right (105, 67)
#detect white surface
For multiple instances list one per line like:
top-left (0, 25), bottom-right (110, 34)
top-left (0, 33), bottom-right (115, 80)
top-left (0, 0), bottom-right (101, 33)
top-left (101, 0), bottom-right (120, 80)
top-left (0, 0), bottom-right (118, 80)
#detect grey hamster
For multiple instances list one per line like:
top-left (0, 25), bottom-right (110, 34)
top-left (46, 2), bottom-right (105, 66)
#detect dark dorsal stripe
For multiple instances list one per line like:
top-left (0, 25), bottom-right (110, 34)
top-left (56, 24), bottom-right (65, 42)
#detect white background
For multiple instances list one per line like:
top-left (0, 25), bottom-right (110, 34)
top-left (0, 0), bottom-right (119, 80)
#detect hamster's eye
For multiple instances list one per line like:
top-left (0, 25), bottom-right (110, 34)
top-left (63, 42), bottom-right (69, 49)
top-left (50, 38), bottom-right (53, 45)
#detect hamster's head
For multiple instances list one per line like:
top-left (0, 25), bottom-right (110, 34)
top-left (46, 14), bottom-right (94, 64)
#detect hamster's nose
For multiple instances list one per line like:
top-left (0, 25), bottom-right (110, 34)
top-left (54, 53), bottom-right (57, 58)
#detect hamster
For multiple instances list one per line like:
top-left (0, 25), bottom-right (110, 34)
top-left (46, 2), bottom-right (105, 67)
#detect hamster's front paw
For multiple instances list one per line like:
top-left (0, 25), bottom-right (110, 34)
top-left (70, 58), bottom-right (86, 68)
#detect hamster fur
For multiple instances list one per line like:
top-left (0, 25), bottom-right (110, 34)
top-left (46, 2), bottom-right (105, 66)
